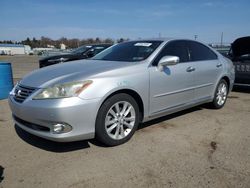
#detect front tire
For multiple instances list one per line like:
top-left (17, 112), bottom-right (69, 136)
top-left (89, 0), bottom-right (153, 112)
top-left (210, 79), bottom-right (228, 109)
top-left (95, 93), bottom-right (140, 146)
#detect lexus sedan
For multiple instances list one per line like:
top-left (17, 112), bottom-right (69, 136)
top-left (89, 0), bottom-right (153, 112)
top-left (9, 39), bottom-right (235, 146)
top-left (39, 44), bottom-right (112, 68)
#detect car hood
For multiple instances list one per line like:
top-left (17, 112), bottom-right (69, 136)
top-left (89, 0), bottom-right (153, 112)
top-left (20, 60), bottom-right (133, 88)
top-left (231, 36), bottom-right (250, 57)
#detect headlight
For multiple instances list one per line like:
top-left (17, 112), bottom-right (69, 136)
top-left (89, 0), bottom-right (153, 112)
top-left (33, 80), bottom-right (92, 99)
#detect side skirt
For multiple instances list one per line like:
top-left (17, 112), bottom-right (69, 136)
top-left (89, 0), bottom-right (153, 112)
top-left (143, 96), bottom-right (212, 123)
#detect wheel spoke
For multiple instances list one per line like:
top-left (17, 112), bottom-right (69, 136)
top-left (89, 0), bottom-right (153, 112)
top-left (222, 84), bottom-right (226, 92)
top-left (105, 119), bottom-right (116, 126)
top-left (123, 116), bottom-right (135, 121)
top-left (120, 102), bottom-right (128, 115)
top-left (109, 109), bottom-right (117, 118)
top-left (218, 90), bottom-right (221, 95)
top-left (114, 125), bottom-right (120, 139)
top-left (107, 123), bottom-right (118, 133)
top-left (120, 124), bottom-right (125, 138)
top-left (123, 121), bottom-right (133, 129)
top-left (115, 103), bottom-right (120, 114)
top-left (124, 106), bottom-right (132, 117)
top-left (218, 97), bottom-right (222, 105)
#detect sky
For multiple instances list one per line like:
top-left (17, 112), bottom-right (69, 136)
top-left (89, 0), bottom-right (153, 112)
top-left (1, 0), bottom-right (250, 44)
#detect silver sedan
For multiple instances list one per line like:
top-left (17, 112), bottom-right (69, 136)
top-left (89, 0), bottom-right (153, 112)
top-left (9, 39), bottom-right (235, 146)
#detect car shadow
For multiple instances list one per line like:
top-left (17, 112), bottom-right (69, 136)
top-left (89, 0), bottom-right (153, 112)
top-left (15, 125), bottom-right (91, 153)
top-left (233, 85), bottom-right (250, 93)
top-left (14, 106), bottom-right (206, 152)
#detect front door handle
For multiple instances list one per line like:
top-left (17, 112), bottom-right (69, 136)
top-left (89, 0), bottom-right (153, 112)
top-left (186, 66), bottom-right (195, 72)
top-left (216, 63), bottom-right (222, 68)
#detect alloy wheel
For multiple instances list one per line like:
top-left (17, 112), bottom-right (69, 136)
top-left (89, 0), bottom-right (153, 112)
top-left (105, 101), bottom-right (136, 140)
top-left (216, 82), bottom-right (227, 106)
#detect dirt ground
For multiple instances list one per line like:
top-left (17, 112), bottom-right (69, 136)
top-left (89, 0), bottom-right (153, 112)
top-left (0, 55), bottom-right (250, 188)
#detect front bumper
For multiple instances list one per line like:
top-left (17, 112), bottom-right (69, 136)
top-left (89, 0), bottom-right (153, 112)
top-left (234, 74), bottom-right (250, 85)
top-left (8, 95), bottom-right (101, 142)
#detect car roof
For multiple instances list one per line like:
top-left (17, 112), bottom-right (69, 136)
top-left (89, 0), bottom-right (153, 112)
top-left (123, 38), bottom-right (200, 43)
top-left (87, 43), bottom-right (112, 47)
top-left (137, 38), bottom-right (173, 42)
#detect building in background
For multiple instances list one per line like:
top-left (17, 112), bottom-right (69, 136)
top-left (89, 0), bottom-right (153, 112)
top-left (24, 45), bottom-right (31, 54)
top-left (0, 46), bottom-right (11, 55)
top-left (0, 44), bottom-right (31, 55)
top-left (60, 43), bottom-right (66, 50)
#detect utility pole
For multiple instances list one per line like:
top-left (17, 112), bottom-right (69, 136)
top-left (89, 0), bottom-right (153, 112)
top-left (158, 32), bottom-right (161, 38)
top-left (194, 35), bottom-right (198, 40)
top-left (220, 32), bottom-right (224, 47)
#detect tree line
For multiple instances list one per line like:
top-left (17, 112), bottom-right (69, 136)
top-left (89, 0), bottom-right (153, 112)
top-left (0, 37), bottom-right (129, 49)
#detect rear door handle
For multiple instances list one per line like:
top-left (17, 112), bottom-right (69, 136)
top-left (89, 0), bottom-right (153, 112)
top-left (186, 66), bottom-right (195, 72)
top-left (216, 63), bottom-right (222, 68)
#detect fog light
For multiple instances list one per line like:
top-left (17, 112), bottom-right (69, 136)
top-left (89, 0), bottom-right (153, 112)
top-left (52, 123), bottom-right (72, 134)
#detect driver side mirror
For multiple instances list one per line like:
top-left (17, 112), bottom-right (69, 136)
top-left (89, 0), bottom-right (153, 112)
top-left (157, 56), bottom-right (180, 71)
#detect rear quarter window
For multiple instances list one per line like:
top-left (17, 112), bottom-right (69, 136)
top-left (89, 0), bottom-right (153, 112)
top-left (188, 41), bottom-right (218, 61)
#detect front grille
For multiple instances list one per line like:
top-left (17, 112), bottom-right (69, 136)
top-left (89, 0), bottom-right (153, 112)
top-left (235, 64), bottom-right (250, 73)
top-left (13, 115), bottom-right (50, 132)
top-left (13, 84), bottom-right (36, 103)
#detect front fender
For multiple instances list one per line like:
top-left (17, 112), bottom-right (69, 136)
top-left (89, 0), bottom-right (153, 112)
top-left (78, 74), bottom-right (149, 120)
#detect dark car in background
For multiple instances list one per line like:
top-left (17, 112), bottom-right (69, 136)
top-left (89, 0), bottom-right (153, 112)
top-left (228, 36), bottom-right (250, 86)
top-left (39, 44), bottom-right (112, 68)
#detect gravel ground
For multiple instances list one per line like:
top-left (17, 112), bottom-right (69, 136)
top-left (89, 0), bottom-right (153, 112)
top-left (0, 55), bottom-right (250, 188)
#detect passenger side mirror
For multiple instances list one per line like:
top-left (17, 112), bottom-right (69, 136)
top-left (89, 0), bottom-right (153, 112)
top-left (158, 56), bottom-right (180, 71)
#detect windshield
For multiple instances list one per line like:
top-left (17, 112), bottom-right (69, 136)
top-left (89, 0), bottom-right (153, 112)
top-left (72, 45), bottom-right (92, 54)
top-left (92, 41), bottom-right (162, 62)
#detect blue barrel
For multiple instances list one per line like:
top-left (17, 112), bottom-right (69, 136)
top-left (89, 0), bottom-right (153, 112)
top-left (0, 62), bottom-right (13, 99)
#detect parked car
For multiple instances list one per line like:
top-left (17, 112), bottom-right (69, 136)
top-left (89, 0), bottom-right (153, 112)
top-left (9, 39), bottom-right (235, 146)
top-left (228, 36), bottom-right (250, 86)
top-left (39, 44), bottom-right (112, 68)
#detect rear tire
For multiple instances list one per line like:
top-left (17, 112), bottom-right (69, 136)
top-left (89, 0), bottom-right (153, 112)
top-left (210, 79), bottom-right (228, 109)
top-left (95, 93), bottom-right (140, 146)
